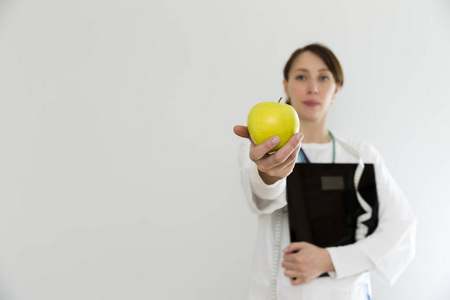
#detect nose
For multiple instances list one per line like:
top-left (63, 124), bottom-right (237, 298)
top-left (307, 81), bottom-right (319, 94)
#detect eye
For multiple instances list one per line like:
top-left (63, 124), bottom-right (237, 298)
top-left (296, 75), bottom-right (306, 80)
top-left (320, 76), bottom-right (329, 81)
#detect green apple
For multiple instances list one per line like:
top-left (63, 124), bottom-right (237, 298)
top-left (247, 97), bottom-right (300, 152)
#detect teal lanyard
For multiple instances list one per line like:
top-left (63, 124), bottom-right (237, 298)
top-left (298, 131), bottom-right (336, 164)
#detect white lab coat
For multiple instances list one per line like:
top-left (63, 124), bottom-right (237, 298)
top-left (238, 137), bottom-right (417, 300)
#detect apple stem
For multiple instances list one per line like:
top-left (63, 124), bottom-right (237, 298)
top-left (278, 97), bottom-right (282, 103)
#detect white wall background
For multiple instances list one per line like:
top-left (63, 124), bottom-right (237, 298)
top-left (0, 0), bottom-right (449, 299)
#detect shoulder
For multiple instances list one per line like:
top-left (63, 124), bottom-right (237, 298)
top-left (335, 137), bottom-right (384, 164)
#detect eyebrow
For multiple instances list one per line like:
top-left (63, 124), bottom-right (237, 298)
top-left (293, 68), bottom-right (330, 72)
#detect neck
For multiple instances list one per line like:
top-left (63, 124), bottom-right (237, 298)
top-left (301, 119), bottom-right (331, 144)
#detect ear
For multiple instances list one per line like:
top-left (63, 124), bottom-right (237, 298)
top-left (331, 83), bottom-right (340, 103)
top-left (283, 79), bottom-right (289, 97)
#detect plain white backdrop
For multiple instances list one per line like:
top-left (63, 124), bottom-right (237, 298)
top-left (0, 0), bottom-right (450, 299)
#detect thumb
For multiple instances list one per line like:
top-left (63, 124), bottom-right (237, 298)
top-left (233, 125), bottom-right (251, 140)
top-left (283, 242), bottom-right (308, 254)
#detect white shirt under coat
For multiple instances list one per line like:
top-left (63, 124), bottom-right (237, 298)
top-left (238, 137), bottom-right (417, 300)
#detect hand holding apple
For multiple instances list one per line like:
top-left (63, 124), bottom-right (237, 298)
top-left (233, 98), bottom-right (303, 185)
top-left (247, 97), bottom-right (300, 152)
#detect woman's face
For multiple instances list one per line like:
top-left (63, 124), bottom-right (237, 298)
top-left (283, 51), bottom-right (339, 123)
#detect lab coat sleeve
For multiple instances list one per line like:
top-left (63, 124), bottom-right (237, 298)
top-left (238, 142), bottom-right (287, 215)
top-left (327, 144), bottom-right (417, 285)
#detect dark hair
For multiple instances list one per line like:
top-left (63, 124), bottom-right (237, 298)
top-left (283, 43), bottom-right (344, 87)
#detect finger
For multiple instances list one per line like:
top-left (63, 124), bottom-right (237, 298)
top-left (233, 125), bottom-right (250, 139)
top-left (282, 253), bottom-right (300, 263)
top-left (281, 261), bottom-right (297, 270)
top-left (270, 132), bottom-right (303, 164)
top-left (290, 276), bottom-right (305, 286)
top-left (284, 269), bottom-right (300, 278)
top-left (290, 277), bottom-right (298, 285)
top-left (283, 242), bottom-right (308, 254)
top-left (258, 133), bottom-right (303, 172)
top-left (255, 134), bottom-right (302, 172)
top-left (271, 141), bottom-right (301, 169)
top-left (278, 158), bottom-right (298, 178)
top-left (287, 142), bottom-right (302, 164)
top-left (260, 150), bottom-right (297, 179)
top-left (250, 136), bottom-right (281, 161)
top-left (278, 143), bottom-right (301, 174)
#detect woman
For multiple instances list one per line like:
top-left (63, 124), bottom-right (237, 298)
top-left (233, 44), bottom-right (416, 300)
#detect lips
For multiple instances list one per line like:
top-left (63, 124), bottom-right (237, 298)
top-left (303, 100), bottom-right (320, 107)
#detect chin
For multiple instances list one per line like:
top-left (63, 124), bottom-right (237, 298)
top-left (298, 112), bottom-right (320, 121)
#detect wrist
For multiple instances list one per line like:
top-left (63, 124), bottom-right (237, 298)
top-left (258, 170), bottom-right (282, 185)
top-left (322, 248), bottom-right (335, 272)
